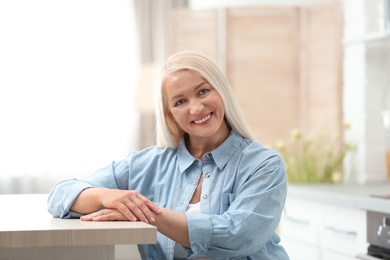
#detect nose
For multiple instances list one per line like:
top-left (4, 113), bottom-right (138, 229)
top-left (189, 99), bottom-right (204, 115)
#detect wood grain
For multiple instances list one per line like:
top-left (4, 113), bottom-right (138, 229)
top-left (0, 194), bottom-right (156, 260)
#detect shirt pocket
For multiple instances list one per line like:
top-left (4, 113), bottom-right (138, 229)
top-left (220, 193), bottom-right (236, 213)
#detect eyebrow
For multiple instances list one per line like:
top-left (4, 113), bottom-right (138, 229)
top-left (170, 81), bottom-right (208, 102)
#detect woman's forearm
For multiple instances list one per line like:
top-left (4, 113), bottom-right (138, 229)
top-left (70, 187), bottom-right (105, 214)
top-left (151, 208), bottom-right (191, 248)
top-left (72, 188), bottom-right (162, 223)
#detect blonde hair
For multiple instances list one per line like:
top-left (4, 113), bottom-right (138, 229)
top-left (155, 50), bottom-right (256, 148)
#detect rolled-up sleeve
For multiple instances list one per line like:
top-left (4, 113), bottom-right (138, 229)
top-left (186, 153), bottom-right (287, 259)
top-left (47, 156), bottom-right (131, 218)
top-left (47, 179), bottom-right (94, 218)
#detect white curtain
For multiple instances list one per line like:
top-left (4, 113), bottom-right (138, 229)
top-left (0, 0), bottom-right (139, 194)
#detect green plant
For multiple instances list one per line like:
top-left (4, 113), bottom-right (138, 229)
top-left (273, 124), bottom-right (356, 183)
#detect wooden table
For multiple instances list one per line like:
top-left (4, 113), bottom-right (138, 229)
top-left (0, 194), bottom-right (157, 260)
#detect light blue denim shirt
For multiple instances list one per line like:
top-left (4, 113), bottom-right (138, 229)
top-left (47, 131), bottom-right (289, 260)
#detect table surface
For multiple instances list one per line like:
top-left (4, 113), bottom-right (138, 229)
top-left (0, 194), bottom-right (157, 248)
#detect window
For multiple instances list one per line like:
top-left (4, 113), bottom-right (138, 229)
top-left (385, 0), bottom-right (390, 31)
top-left (0, 0), bottom-right (139, 193)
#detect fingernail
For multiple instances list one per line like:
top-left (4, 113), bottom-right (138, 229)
top-left (150, 217), bottom-right (155, 222)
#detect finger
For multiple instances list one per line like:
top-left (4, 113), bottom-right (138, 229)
top-left (81, 208), bottom-right (108, 221)
top-left (81, 211), bottom-right (100, 221)
top-left (81, 215), bottom-right (93, 221)
top-left (117, 203), bottom-right (138, 222)
top-left (137, 194), bottom-right (162, 215)
top-left (130, 194), bottom-right (160, 223)
top-left (91, 211), bottom-right (127, 221)
top-left (124, 199), bottom-right (151, 223)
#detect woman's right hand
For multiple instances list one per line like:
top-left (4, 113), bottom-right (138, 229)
top-left (98, 188), bottom-right (161, 223)
top-left (71, 188), bottom-right (161, 223)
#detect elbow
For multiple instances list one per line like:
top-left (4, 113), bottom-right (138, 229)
top-left (47, 188), bottom-right (65, 218)
top-left (47, 197), bottom-right (62, 218)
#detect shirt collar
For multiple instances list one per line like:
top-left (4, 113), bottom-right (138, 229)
top-left (177, 130), bottom-right (243, 173)
top-left (177, 138), bottom-right (197, 173)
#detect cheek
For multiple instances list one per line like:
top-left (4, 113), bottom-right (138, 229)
top-left (209, 96), bottom-right (225, 114)
top-left (169, 109), bottom-right (183, 123)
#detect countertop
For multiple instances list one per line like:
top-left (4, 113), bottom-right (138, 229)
top-left (286, 182), bottom-right (390, 214)
top-left (0, 194), bottom-right (157, 248)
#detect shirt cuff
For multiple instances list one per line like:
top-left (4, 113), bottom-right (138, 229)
top-left (185, 212), bottom-right (213, 257)
top-left (59, 181), bottom-right (94, 218)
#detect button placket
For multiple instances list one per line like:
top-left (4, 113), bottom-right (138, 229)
top-left (178, 162), bottom-right (202, 212)
top-left (201, 163), bottom-right (212, 213)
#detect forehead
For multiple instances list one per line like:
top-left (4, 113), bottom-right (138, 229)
top-left (164, 70), bottom-right (205, 94)
top-left (165, 70), bottom-right (203, 85)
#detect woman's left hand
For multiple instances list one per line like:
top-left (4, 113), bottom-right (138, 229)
top-left (81, 208), bottom-right (128, 221)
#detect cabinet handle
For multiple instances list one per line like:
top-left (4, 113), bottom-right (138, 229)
top-left (285, 216), bottom-right (310, 225)
top-left (324, 225), bottom-right (357, 237)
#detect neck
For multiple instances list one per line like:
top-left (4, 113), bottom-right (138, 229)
top-left (186, 124), bottom-right (230, 160)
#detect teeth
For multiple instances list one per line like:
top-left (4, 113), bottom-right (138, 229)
top-left (194, 114), bottom-right (211, 124)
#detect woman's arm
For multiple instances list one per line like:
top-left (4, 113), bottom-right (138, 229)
top-left (47, 151), bottom-right (160, 219)
top-left (72, 187), bottom-right (161, 223)
top-left (151, 208), bottom-right (190, 248)
top-left (81, 206), bottom-right (191, 248)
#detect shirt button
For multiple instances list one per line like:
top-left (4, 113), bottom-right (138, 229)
top-left (203, 194), bottom-right (208, 199)
top-left (206, 154), bottom-right (210, 159)
top-left (205, 173), bottom-right (211, 178)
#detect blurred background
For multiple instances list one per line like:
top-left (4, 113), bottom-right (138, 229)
top-left (0, 0), bottom-right (390, 194)
top-left (1, 1), bottom-right (390, 259)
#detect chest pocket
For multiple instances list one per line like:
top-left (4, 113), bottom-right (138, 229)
top-left (220, 193), bottom-right (236, 213)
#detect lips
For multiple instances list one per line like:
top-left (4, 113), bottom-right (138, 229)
top-left (193, 113), bottom-right (211, 124)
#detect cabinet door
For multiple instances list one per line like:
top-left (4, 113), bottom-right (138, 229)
top-left (281, 239), bottom-right (320, 260)
top-left (321, 250), bottom-right (360, 260)
top-left (320, 204), bottom-right (367, 257)
top-left (279, 197), bottom-right (322, 245)
top-left (279, 196), bottom-right (367, 259)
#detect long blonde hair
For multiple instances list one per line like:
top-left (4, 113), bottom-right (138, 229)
top-left (155, 51), bottom-right (256, 148)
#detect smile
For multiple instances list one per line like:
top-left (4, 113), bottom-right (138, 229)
top-left (193, 114), bottom-right (211, 124)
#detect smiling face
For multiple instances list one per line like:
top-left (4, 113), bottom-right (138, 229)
top-left (164, 69), bottom-right (230, 147)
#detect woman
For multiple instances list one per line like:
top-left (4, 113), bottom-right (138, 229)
top-left (48, 51), bottom-right (289, 259)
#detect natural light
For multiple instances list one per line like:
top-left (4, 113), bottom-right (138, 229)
top-left (0, 0), bottom-right (139, 193)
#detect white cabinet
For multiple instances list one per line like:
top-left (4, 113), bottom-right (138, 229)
top-left (280, 237), bottom-right (321, 260)
top-left (279, 197), bottom-right (321, 259)
top-left (279, 196), bottom-right (367, 260)
top-left (321, 250), bottom-right (359, 260)
top-left (321, 204), bottom-right (367, 257)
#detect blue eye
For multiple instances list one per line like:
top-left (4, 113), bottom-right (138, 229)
top-left (199, 89), bottom-right (209, 95)
top-left (175, 99), bottom-right (185, 106)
